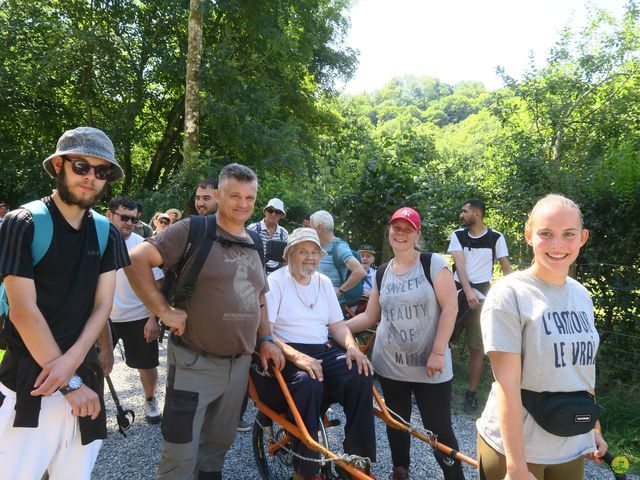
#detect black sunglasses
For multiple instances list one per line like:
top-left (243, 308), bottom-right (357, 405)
top-left (158, 219), bottom-right (170, 225)
top-left (62, 155), bottom-right (115, 181)
top-left (110, 211), bottom-right (140, 224)
top-left (265, 208), bottom-right (283, 215)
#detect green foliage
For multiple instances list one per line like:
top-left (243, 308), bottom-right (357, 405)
top-left (0, 0), bottom-right (357, 205)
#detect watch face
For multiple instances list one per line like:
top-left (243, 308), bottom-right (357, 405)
top-left (68, 375), bottom-right (82, 390)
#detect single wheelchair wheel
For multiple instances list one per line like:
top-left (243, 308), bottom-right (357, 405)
top-left (253, 411), bottom-right (333, 480)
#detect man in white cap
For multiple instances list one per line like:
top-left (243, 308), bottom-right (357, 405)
top-left (0, 126), bottom-right (130, 478)
top-left (247, 197), bottom-right (289, 275)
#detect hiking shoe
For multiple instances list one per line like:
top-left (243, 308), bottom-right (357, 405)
top-left (237, 417), bottom-right (251, 432)
top-left (144, 397), bottom-right (161, 424)
top-left (391, 466), bottom-right (410, 480)
top-left (463, 390), bottom-right (478, 413)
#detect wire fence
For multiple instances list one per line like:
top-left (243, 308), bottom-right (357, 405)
top-left (575, 263), bottom-right (640, 382)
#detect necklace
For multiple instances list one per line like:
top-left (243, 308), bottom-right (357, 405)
top-left (291, 272), bottom-right (321, 309)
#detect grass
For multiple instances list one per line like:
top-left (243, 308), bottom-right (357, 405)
top-left (596, 376), bottom-right (640, 474)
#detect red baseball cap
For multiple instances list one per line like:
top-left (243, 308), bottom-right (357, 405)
top-left (388, 207), bottom-right (421, 230)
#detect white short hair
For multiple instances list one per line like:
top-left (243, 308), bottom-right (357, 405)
top-left (310, 210), bottom-right (334, 232)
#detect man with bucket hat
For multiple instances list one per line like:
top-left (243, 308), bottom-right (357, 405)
top-left (248, 197), bottom-right (289, 275)
top-left (0, 126), bottom-right (130, 478)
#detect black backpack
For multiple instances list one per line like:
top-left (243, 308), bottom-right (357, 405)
top-left (376, 252), bottom-right (433, 293)
top-left (161, 215), bottom-right (264, 306)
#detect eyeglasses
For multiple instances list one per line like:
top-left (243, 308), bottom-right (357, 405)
top-left (265, 208), bottom-right (283, 215)
top-left (158, 219), bottom-right (170, 225)
top-left (62, 155), bottom-right (115, 181)
top-left (110, 211), bottom-right (140, 224)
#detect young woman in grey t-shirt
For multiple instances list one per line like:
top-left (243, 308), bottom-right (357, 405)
top-left (346, 207), bottom-right (464, 480)
top-left (477, 194), bottom-right (608, 480)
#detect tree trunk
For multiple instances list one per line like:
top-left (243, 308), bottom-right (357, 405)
top-left (143, 95), bottom-right (185, 190)
top-left (183, 0), bottom-right (203, 168)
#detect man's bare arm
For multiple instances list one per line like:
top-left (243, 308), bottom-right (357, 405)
top-left (31, 270), bottom-right (116, 395)
top-left (451, 250), bottom-right (480, 309)
top-left (334, 257), bottom-right (366, 296)
top-left (4, 275), bottom-right (62, 368)
top-left (124, 242), bottom-right (185, 335)
top-left (499, 256), bottom-right (514, 276)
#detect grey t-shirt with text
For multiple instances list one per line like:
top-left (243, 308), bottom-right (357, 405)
top-left (372, 253), bottom-right (453, 384)
top-left (477, 271), bottom-right (598, 464)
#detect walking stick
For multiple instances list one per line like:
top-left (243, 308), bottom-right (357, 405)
top-left (105, 374), bottom-right (135, 437)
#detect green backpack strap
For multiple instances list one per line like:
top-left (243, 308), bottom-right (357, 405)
top-left (23, 200), bottom-right (54, 265)
top-left (0, 200), bottom-right (54, 327)
top-left (91, 210), bottom-right (110, 257)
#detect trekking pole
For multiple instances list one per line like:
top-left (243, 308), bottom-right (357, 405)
top-left (96, 340), bottom-right (136, 437)
top-left (105, 374), bottom-right (135, 437)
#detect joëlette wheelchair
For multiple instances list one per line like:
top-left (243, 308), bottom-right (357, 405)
top-left (248, 362), bottom-right (478, 480)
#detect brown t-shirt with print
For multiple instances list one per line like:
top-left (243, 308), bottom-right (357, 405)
top-left (147, 218), bottom-right (267, 355)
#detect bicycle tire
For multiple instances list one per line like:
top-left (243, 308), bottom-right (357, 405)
top-left (253, 411), bottom-right (332, 480)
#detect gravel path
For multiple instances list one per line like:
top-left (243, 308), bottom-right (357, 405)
top-left (92, 343), bottom-right (634, 479)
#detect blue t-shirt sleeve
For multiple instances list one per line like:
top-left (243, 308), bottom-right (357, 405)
top-left (336, 241), bottom-right (354, 264)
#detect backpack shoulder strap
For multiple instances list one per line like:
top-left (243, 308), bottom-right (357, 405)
top-left (91, 210), bottom-right (110, 257)
top-left (246, 228), bottom-right (265, 266)
top-left (176, 215), bottom-right (216, 301)
top-left (375, 261), bottom-right (390, 293)
top-left (419, 252), bottom-right (433, 288)
top-left (23, 200), bottom-right (54, 266)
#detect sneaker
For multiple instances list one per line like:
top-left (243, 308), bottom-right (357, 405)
top-left (463, 390), bottom-right (478, 413)
top-left (391, 466), bottom-right (410, 480)
top-left (144, 397), bottom-right (161, 424)
top-left (237, 417), bottom-right (251, 432)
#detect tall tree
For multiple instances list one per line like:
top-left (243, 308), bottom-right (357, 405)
top-left (183, 0), bottom-right (204, 171)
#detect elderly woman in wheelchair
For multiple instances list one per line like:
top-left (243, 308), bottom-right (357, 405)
top-left (251, 228), bottom-right (376, 480)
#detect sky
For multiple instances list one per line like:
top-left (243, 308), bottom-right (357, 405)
top-left (341, 0), bottom-right (629, 94)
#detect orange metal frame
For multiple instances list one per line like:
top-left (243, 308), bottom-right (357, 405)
top-left (372, 388), bottom-right (478, 468)
top-left (248, 369), bottom-right (374, 480)
top-left (248, 367), bottom-right (478, 480)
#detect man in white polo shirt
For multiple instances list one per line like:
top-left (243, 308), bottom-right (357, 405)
top-left (106, 196), bottom-right (164, 423)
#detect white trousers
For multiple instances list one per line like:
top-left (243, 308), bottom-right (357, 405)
top-left (0, 382), bottom-right (102, 480)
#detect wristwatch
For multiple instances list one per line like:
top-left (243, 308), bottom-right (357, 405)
top-left (59, 375), bottom-right (83, 395)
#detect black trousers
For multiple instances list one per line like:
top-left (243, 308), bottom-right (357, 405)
top-left (377, 376), bottom-right (465, 480)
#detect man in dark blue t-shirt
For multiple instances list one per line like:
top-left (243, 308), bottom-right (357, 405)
top-left (0, 127), bottom-right (130, 478)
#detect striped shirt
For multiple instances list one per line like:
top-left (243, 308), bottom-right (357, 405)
top-left (247, 219), bottom-right (288, 272)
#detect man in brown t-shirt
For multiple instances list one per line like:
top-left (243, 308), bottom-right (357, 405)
top-left (125, 163), bottom-right (284, 480)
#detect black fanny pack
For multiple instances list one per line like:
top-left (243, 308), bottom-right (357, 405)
top-left (521, 389), bottom-right (600, 437)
